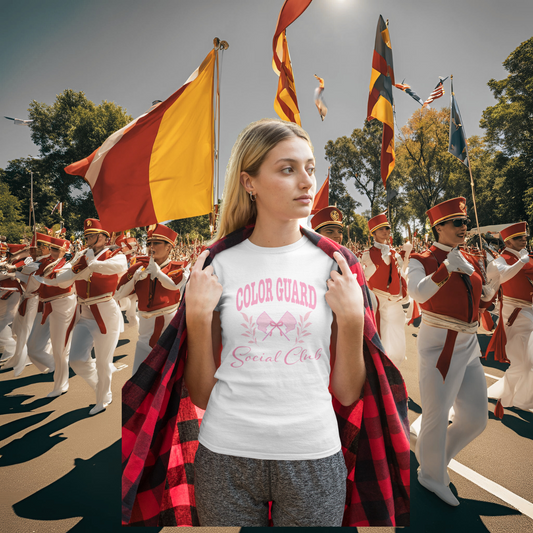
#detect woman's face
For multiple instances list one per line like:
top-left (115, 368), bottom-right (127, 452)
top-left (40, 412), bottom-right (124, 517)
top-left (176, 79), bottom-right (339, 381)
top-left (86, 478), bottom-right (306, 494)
top-left (243, 136), bottom-right (316, 223)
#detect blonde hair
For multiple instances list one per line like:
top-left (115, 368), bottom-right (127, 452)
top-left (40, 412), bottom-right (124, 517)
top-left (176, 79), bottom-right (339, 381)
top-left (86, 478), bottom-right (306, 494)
top-left (215, 118), bottom-right (313, 240)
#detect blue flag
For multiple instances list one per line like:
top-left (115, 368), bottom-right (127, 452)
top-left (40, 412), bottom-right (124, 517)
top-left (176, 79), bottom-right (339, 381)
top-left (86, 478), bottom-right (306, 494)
top-left (448, 78), bottom-right (469, 168)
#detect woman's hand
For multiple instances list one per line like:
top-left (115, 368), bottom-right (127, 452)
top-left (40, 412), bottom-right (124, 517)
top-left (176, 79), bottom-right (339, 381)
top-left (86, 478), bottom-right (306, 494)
top-left (325, 251), bottom-right (364, 326)
top-left (185, 249), bottom-right (223, 322)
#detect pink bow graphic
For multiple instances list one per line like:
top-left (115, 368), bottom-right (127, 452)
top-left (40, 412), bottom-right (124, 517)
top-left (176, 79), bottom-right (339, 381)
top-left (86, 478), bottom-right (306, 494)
top-left (257, 311), bottom-right (297, 341)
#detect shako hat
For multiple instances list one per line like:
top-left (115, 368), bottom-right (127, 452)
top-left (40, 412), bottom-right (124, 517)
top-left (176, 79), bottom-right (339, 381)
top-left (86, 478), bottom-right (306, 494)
top-left (500, 222), bottom-right (527, 242)
top-left (147, 224), bottom-right (177, 246)
top-left (311, 206), bottom-right (343, 232)
top-left (368, 213), bottom-right (390, 233)
top-left (35, 232), bottom-right (52, 246)
top-left (7, 243), bottom-right (29, 255)
top-left (84, 218), bottom-right (110, 238)
top-left (50, 237), bottom-right (70, 250)
top-left (426, 197), bottom-right (467, 227)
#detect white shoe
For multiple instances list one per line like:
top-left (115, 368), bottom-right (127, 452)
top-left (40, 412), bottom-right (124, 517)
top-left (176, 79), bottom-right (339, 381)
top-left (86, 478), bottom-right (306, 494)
top-left (46, 389), bottom-right (68, 398)
top-left (89, 398), bottom-right (112, 416)
top-left (418, 475), bottom-right (459, 506)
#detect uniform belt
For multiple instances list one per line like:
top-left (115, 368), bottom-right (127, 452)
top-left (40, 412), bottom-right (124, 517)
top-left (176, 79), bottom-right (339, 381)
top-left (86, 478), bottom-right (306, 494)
top-left (39, 290), bottom-right (74, 303)
top-left (77, 292), bottom-right (114, 306)
top-left (138, 303), bottom-right (179, 319)
top-left (502, 296), bottom-right (532, 309)
top-left (372, 287), bottom-right (403, 302)
top-left (421, 311), bottom-right (478, 381)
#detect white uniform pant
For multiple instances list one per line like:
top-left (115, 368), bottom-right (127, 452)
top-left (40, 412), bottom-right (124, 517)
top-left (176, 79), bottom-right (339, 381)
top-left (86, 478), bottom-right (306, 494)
top-left (0, 292), bottom-right (20, 360)
top-left (132, 310), bottom-right (176, 375)
top-left (487, 303), bottom-right (533, 410)
top-left (375, 294), bottom-right (407, 367)
top-left (69, 299), bottom-right (122, 406)
top-left (3, 297), bottom-right (38, 374)
top-left (31, 295), bottom-right (77, 393)
top-left (416, 323), bottom-right (487, 488)
top-left (27, 311), bottom-right (54, 372)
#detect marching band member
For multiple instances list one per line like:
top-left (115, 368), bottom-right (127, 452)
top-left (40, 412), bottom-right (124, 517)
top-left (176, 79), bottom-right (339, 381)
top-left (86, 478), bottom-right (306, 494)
top-left (361, 214), bottom-right (411, 367)
top-left (115, 224), bottom-right (188, 375)
top-left (25, 236), bottom-right (77, 397)
top-left (407, 197), bottom-right (496, 506)
top-left (486, 222), bottom-right (533, 413)
top-left (36, 219), bottom-right (127, 415)
top-left (310, 206), bottom-right (344, 244)
top-left (0, 243), bottom-right (31, 367)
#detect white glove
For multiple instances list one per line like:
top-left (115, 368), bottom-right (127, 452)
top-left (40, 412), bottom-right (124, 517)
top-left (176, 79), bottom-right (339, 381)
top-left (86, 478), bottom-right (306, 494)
top-left (444, 248), bottom-right (475, 276)
top-left (133, 265), bottom-right (147, 282)
top-left (85, 248), bottom-right (96, 266)
top-left (144, 257), bottom-right (160, 278)
top-left (402, 242), bottom-right (413, 255)
top-left (519, 248), bottom-right (530, 265)
top-left (482, 277), bottom-right (499, 301)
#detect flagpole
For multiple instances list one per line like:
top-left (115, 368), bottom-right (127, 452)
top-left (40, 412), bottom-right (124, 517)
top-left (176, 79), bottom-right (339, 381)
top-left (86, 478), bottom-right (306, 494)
top-left (451, 75), bottom-right (483, 252)
top-left (213, 37), bottom-right (229, 212)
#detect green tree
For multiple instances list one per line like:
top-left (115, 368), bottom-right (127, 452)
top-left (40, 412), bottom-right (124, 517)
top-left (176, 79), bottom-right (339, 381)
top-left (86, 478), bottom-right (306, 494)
top-left (325, 120), bottom-right (386, 217)
top-left (168, 214), bottom-right (212, 241)
top-left (480, 36), bottom-right (533, 225)
top-left (20, 89), bottom-right (132, 232)
top-left (0, 182), bottom-right (28, 242)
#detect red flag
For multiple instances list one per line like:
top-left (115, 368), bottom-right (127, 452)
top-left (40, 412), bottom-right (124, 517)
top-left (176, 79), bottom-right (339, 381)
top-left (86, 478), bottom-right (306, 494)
top-left (65, 49), bottom-right (216, 232)
top-left (311, 172), bottom-right (329, 214)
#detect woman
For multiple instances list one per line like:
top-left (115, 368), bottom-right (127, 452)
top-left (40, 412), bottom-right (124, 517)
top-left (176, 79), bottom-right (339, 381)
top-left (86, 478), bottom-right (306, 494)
top-left (185, 119), bottom-right (365, 526)
top-left (122, 119), bottom-right (410, 527)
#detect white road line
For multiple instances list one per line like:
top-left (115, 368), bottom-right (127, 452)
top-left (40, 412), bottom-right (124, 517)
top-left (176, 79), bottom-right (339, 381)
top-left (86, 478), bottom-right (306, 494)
top-left (448, 459), bottom-right (533, 519)
top-left (484, 372), bottom-right (501, 381)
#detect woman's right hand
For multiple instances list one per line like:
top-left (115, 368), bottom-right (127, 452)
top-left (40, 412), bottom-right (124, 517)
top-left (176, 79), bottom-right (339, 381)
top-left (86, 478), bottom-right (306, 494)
top-left (185, 249), bottom-right (223, 321)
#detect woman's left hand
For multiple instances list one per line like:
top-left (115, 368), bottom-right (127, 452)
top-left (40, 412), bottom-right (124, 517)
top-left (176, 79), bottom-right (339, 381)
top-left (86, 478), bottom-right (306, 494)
top-left (325, 251), bottom-right (365, 325)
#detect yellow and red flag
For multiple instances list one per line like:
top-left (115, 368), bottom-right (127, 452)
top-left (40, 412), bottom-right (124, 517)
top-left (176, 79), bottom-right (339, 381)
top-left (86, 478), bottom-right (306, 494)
top-left (367, 15), bottom-right (395, 186)
top-left (272, 0), bottom-right (313, 125)
top-left (65, 50), bottom-right (216, 232)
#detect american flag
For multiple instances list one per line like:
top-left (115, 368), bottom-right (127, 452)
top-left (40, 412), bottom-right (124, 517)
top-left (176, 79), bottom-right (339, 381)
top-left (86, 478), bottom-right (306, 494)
top-left (423, 76), bottom-right (449, 107)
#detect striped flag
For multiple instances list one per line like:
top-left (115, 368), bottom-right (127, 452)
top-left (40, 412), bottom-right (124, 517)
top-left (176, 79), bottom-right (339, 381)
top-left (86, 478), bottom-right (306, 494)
top-left (65, 49), bottom-right (216, 232)
top-left (394, 81), bottom-right (424, 107)
top-left (367, 15), bottom-right (395, 186)
top-left (272, 0), bottom-right (313, 125)
top-left (423, 77), bottom-right (448, 107)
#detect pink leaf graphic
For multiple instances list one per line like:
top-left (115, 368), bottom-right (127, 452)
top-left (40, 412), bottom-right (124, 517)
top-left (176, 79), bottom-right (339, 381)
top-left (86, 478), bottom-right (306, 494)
top-left (304, 311), bottom-right (311, 321)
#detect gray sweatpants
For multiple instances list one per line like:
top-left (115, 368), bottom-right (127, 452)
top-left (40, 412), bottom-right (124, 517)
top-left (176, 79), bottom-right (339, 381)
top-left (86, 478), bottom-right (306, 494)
top-left (194, 444), bottom-right (347, 527)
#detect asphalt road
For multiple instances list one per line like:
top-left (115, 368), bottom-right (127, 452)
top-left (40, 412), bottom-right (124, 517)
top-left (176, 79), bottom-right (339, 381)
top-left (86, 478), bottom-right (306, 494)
top-left (1, 316), bottom-right (532, 533)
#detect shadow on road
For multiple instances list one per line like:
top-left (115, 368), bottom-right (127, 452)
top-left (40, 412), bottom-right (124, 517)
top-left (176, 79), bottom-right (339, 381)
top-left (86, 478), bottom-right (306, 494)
top-left (0, 410), bottom-right (53, 441)
top-left (13, 440), bottom-right (162, 532)
top-left (409, 451), bottom-right (520, 532)
top-left (0, 407), bottom-right (90, 466)
top-left (408, 397), bottom-right (422, 414)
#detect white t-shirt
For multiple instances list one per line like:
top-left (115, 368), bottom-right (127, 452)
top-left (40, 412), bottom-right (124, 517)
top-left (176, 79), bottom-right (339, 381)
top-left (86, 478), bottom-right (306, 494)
top-left (198, 236), bottom-right (342, 460)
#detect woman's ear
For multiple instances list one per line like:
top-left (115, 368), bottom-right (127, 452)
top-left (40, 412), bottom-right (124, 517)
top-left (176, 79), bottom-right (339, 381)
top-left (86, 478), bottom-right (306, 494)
top-left (240, 172), bottom-right (254, 195)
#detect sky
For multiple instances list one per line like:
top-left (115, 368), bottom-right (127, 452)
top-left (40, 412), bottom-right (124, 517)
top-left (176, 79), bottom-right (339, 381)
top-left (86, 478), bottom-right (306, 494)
top-left (1, 0), bottom-right (532, 213)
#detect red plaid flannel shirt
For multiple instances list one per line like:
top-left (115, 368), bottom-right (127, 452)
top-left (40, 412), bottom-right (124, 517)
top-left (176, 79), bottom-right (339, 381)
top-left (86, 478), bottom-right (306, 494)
top-left (122, 225), bottom-right (410, 526)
